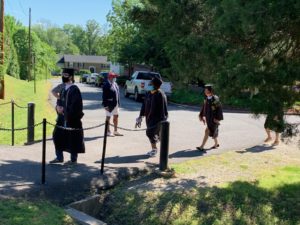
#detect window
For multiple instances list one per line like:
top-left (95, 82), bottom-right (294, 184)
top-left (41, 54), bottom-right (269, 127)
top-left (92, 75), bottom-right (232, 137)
top-left (136, 72), bottom-right (160, 80)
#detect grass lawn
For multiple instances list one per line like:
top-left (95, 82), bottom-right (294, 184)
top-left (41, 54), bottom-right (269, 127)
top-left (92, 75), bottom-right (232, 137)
top-left (97, 144), bottom-right (300, 225)
top-left (98, 165), bottom-right (300, 225)
top-left (0, 199), bottom-right (75, 225)
top-left (0, 75), bottom-right (56, 145)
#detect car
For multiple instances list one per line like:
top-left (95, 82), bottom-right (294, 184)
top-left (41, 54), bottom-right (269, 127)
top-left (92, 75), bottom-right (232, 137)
top-left (124, 71), bottom-right (172, 101)
top-left (86, 73), bottom-right (98, 84)
top-left (95, 72), bottom-right (108, 87)
top-left (80, 74), bottom-right (90, 83)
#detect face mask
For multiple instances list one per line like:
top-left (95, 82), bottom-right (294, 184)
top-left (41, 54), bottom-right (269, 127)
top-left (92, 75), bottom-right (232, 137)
top-left (112, 78), bottom-right (117, 83)
top-left (62, 76), bottom-right (70, 83)
top-left (148, 86), bottom-right (155, 91)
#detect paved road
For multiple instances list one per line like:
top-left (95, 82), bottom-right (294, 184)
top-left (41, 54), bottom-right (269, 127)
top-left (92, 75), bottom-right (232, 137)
top-left (47, 79), bottom-right (298, 166)
top-left (0, 79), bottom-right (299, 200)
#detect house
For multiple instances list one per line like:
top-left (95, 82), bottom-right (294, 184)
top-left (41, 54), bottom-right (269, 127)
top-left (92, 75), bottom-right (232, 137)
top-left (57, 55), bottom-right (110, 73)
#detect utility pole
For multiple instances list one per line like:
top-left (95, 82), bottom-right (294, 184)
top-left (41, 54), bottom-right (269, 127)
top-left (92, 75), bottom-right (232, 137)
top-left (28, 7), bottom-right (31, 81)
top-left (33, 54), bottom-right (36, 93)
top-left (0, 0), bottom-right (4, 99)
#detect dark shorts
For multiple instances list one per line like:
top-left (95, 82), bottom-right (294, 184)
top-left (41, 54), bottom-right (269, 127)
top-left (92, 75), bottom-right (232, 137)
top-left (207, 123), bottom-right (219, 138)
top-left (146, 124), bottom-right (161, 144)
top-left (264, 115), bottom-right (284, 133)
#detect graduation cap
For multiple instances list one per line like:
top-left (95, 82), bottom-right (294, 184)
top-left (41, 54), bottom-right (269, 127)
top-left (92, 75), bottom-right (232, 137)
top-left (62, 68), bottom-right (75, 76)
top-left (152, 76), bottom-right (162, 87)
top-left (204, 84), bottom-right (214, 92)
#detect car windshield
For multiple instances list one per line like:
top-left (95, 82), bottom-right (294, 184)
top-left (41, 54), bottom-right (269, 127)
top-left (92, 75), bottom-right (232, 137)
top-left (137, 72), bottom-right (160, 80)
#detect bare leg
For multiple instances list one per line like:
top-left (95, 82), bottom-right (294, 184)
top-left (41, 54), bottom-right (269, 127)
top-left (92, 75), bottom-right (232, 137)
top-left (151, 143), bottom-right (157, 150)
top-left (273, 132), bottom-right (280, 145)
top-left (264, 128), bottom-right (272, 142)
top-left (106, 116), bottom-right (111, 133)
top-left (213, 138), bottom-right (219, 148)
top-left (113, 115), bottom-right (118, 132)
top-left (199, 128), bottom-right (209, 148)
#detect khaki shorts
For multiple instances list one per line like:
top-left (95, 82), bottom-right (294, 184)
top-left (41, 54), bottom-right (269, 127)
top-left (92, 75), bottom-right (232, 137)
top-left (106, 106), bottom-right (119, 117)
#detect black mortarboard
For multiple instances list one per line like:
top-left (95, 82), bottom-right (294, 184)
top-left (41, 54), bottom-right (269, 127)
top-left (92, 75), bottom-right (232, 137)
top-left (152, 76), bottom-right (162, 87)
top-left (62, 68), bottom-right (75, 76)
top-left (204, 84), bottom-right (213, 92)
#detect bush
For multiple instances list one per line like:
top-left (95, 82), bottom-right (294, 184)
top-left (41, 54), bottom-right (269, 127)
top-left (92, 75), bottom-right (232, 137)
top-left (76, 69), bottom-right (91, 75)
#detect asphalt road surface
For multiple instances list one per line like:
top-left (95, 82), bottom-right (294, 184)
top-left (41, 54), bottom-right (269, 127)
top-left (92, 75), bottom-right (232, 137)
top-left (46, 79), bottom-right (298, 167)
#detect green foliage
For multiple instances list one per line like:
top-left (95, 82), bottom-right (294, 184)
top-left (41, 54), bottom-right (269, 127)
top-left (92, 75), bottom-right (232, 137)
top-left (170, 87), bottom-right (202, 105)
top-left (108, 0), bottom-right (300, 118)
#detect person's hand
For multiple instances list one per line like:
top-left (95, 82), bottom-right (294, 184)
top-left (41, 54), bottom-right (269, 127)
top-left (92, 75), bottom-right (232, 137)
top-left (56, 106), bottom-right (64, 114)
top-left (135, 116), bottom-right (143, 128)
top-left (199, 114), bottom-right (206, 125)
top-left (104, 107), bottom-right (109, 112)
top-left (214, 119), bottom-right (220, 125)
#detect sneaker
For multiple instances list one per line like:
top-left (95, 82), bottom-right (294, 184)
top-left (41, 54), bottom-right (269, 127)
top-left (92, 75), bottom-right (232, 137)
top-left (114, 131), bottom-right (124, 136)
top-left (49, 158), bottom-right (64, 164)
top-left (107, 131), bottom-right (115, 137)
top-left (147, 149), bottom-right (157, 157)
top-left (64, 160), bottom-right (77, 165)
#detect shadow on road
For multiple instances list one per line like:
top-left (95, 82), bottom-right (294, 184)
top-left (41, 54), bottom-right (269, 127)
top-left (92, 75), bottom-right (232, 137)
top-left (169, 149), bottom-right (207, 159)
top-left (236, 144), bottom-right (275, 154)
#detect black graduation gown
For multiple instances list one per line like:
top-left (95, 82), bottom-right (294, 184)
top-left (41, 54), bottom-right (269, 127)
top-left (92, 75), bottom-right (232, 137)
top-left (140, 89), bottom-right (168, 128)
top-left (200, 95), bottom-right (223, 138)
top-left (53, 85), bottom-right (85, 154)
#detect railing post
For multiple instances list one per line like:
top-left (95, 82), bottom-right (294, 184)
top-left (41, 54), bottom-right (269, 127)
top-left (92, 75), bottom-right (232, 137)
top-left (27, 102), bottom-right (35, 144)
top-left (101, 120), bottom-right (109, 175)
top-left (41, 118), bottom-right (46, 184)
top-left (11, 99), bottom-right (14, 146)
top-left (159, 121), bottom-right (170, 171)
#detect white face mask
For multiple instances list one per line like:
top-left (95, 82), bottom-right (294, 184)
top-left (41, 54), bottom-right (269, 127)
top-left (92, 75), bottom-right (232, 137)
top-left (112, 78), bottom-right (117, 83)
top-left (148, 86), bottom-right (154, 91)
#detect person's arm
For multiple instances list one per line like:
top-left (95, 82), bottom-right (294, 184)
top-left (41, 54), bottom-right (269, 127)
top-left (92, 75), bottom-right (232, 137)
top-left (199, 100), bottom-right (206, 123)
top-left (52, 84), bottom-right (63, 99)
top-left (102, 83), bottom-right (109, 109)
top-left (213, 97), bottom-right (223, 121)
top-left (139, 93), bottom-right (147, 117)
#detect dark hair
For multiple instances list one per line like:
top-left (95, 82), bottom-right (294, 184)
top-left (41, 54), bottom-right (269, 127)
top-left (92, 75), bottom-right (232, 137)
top-left (205, 86), bottom-right (213, 93)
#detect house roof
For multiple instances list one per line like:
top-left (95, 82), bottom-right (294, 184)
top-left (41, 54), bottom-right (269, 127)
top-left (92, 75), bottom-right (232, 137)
top-left (57, 55), bottom-right (108, 64)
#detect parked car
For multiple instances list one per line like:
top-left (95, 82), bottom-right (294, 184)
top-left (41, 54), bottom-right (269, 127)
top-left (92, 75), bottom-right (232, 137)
top-left (95, 72), bottom-right (108, 87)
top-left (86, 73), bottom-right (98, 84)
top-left (80, 74), bottom-right (90, 83)
top-left (124, 71), bottom-right (172, 101)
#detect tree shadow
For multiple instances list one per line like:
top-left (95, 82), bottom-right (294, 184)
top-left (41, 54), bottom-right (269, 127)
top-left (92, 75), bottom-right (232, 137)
top-left (95, 154), bottom-right (150, 164)
top-left (96, 180), bottom-right (300, 225)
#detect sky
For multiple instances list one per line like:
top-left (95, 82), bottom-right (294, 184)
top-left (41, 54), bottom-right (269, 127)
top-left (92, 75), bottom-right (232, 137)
top-left (5, 0), bottom-right (113, 27)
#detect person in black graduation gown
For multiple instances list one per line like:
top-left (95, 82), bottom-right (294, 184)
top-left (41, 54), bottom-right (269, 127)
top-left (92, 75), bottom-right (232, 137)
top-left (50, 68), bottom-right (85, 164)
top-left (136, 76), bottom-right (168, 157)
top-left (197, 85), bottom-right (223, 151)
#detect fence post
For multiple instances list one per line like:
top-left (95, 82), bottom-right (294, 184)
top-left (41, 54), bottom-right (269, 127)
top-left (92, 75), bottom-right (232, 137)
top-left (41, 118), bottom-right (46, 184)
top-left (11, 99), bottom-right (14, 146)
top-left (101, 120), bottom-right (109, 175)
top-left (27, 102), bottom-right (35, 144)
top-left (159, 121), bottom-right (170, 171)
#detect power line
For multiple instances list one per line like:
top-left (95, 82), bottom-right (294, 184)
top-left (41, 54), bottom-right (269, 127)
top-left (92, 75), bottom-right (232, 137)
top-left (18, 0), bottom-right (27, 17)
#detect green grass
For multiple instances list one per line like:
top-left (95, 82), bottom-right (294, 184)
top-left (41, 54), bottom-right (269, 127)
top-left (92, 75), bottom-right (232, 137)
top-left (0, 199), bottom-right (75, 225)
top-left (0, 75), bottom-right (56, 145)
top-left (98, 166), bottom-right (300, 225)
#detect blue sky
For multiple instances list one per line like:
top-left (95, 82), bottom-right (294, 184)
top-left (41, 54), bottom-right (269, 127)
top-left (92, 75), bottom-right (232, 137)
top-left (5, 0), bottom-right (113, 27)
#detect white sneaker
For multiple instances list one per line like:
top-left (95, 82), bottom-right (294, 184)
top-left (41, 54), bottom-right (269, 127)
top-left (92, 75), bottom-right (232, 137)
top-left (147, 149), bottom-right (157, 157)
top-left (107, 131), bottom-right (115, 137)
top-left (114, 131), bottom-right (124, 136)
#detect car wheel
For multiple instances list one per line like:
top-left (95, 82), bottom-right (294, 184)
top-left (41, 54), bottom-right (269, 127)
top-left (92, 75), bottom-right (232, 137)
top-left (134, 88), bottom-right (141, 102)
top-left (124, 87), bottom-right (130, 98)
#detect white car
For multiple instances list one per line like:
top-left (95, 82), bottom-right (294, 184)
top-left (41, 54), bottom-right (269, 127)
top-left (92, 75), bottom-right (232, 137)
top-left (124, 71), bottom-right (172, 101)
top-left (86, 73), bottom-right (99, 84)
